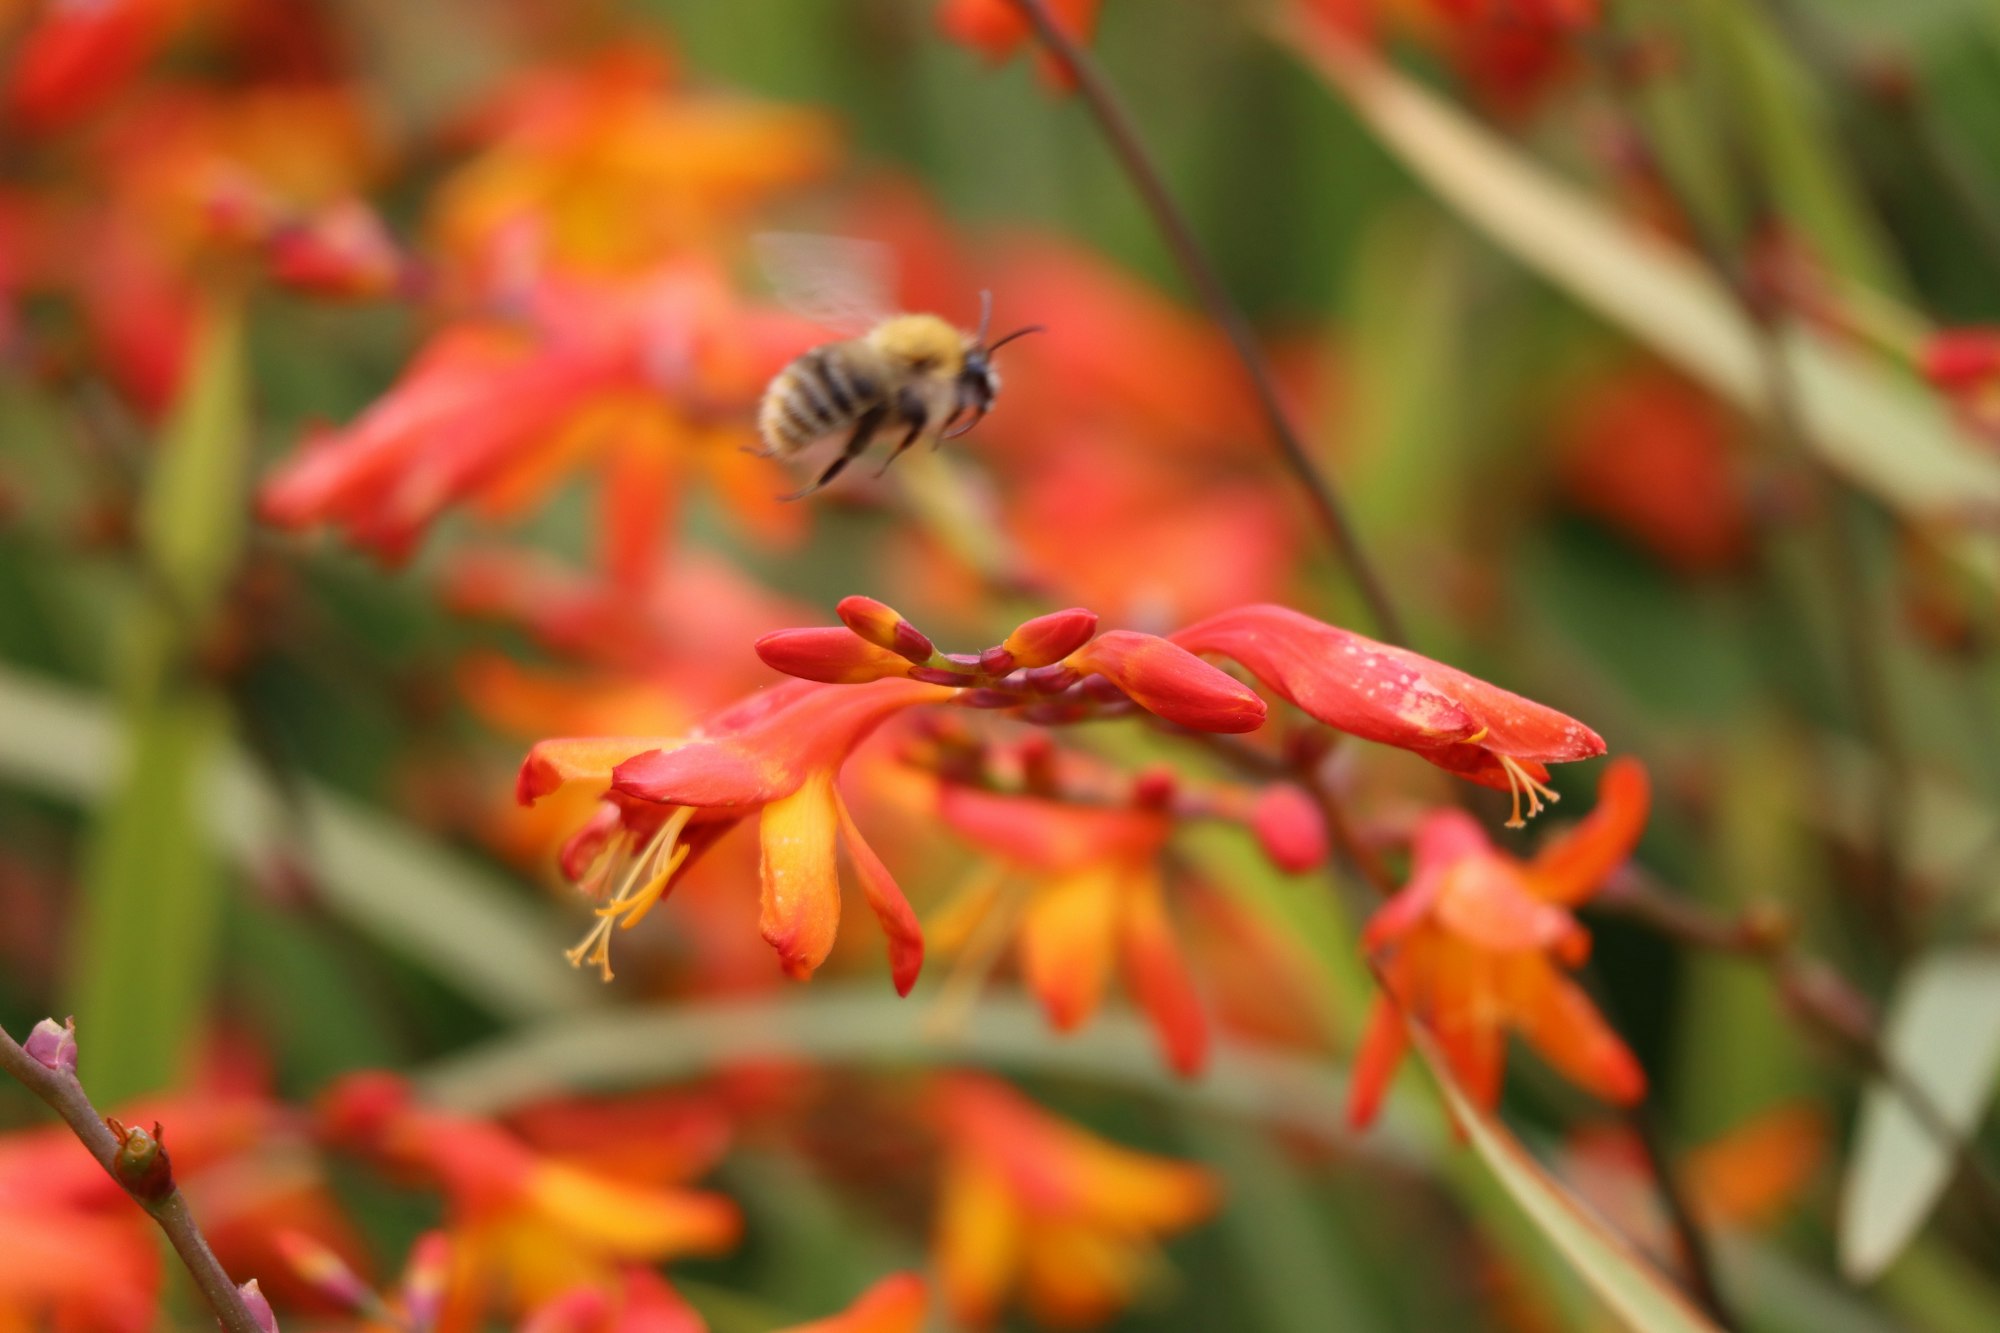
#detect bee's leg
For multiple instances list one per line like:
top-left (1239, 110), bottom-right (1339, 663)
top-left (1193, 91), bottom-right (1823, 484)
top-left (873, 420), bottom-right (930, 478)
top-left (780, 405), bottom-right (887, 501)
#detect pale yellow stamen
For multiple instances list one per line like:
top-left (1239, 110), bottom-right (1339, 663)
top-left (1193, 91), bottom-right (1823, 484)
top-left (923, 865), bottom-right (1028, 1039)
top-left (1496, 753), bottom-right (1561, 829)
top-left (565, 805), bottom-right (696, 982)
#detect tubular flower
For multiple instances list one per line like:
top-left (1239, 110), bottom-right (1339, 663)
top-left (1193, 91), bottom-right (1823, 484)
top-left (930, 1075), bottom-right (1218, 1328)
top-left (933, 784), bottom-right (1210, 1075)
top-left (316, 1073), bottom-right (739, 1323)
top-left (1172, 603), bottom-right (1604, 825)
top-left (778, 1273), bottom-right (927, 1333)
top-left (1348, 758), bottom-right (1652, 1127)
top-left (518, 678), bottom-right (953, 986)
top-left (756, 598), bottom-right (1266, 735)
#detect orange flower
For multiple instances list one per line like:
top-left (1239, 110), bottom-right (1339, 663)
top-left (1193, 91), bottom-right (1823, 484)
top-left (930, 1075), bottom-right (1218, 1327)
top-left (778, 1273), bottom-right (927, 1333)
top-left (431, 45), bottom-right (837, 283)
top-left (518, 677), bottom-right (953, 986)
top-left (316, 1073), bottom-right (739, 1323)
top-left (519, 1267), bottom-right (706, 1333)
top-left (1348, 758), bottom-right (1651, 1126)
top-left (933, 784), bottom-right (1210, 1075)
top-left (1173, 604), bottom-right (1604, 825)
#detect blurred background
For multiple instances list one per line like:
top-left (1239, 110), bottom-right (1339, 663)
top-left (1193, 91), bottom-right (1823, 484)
top-left (1, 0), bottom-right (1999, 1329)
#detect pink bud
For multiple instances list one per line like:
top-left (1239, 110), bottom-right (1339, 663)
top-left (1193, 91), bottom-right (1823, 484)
top-left (1068, 631), bottom-right (1268, 733)
top-left (978, 645), bottom-right (1017, 675)
top-left (1003, 607), bottom-right (1098, 668)
top-left (756, 628), bottom-right (914, 684)
top-left (23, 1017), bottom-right (77, 1074)
top-left (238, 1280), bottom-right (281, 1333)
top-left (837, 595), bottom-right (935, 662)
top-left (1250, 783), bottom-right (1330, 873)
top-left (1923, 328), bottom-right (2000, 389)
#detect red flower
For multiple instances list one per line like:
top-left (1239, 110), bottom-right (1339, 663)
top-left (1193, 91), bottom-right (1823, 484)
top-left (3, 0), bottom-right (191, 134)
top-left (518, 678), bottom-right (951, 986)
top-left (1348, 758), bottom-right (1651, 1127)
top-left (1922, 327), bottom-right (2000, 441)
top-left (937, 0), bottom-right (1102, 89)
top-left (1173, 604), bottom-right (1603, 825)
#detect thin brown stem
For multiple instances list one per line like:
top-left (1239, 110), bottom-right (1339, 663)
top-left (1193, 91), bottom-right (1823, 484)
top-left (1629, 1107), bottom-right (1735, 1330)
top-left (0, 1021), bottom-right (264, 1333)
top-left (1002, 0), bottom-right (1407, 645)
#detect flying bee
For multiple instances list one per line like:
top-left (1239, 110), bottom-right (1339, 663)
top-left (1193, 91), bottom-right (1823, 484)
top-left (752, 234), bottom-right (1042, 499)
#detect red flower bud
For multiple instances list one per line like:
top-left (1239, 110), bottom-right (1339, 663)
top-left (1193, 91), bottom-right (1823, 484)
top-left (979, 645), bottom-right (1017, 675)
top-left (107, 1118), bottom-right (174, 1200)
top-left (1068, 631), bottom-right (1267, 733)
top-left (1250, 783), bottom-right (1330, 873)
top-left (1132, 768), bottom-right (1177, 809)
top-left (756, 628), bottom-right (914, 684)
top-left (1003, 607), bottom-right (1099, 668)
top-left (23, 1016), bottom-right (77, 1074)
top-left (837, 595), bottom-right (935, 662)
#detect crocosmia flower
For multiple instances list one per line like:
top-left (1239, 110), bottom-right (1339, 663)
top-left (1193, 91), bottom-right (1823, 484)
top-left (937, 0), bottom-right (1102, 90)
top-left (1348, 758), bottom-right (1651, 1127)
top-left (930, 1075), bottom-right (1218, 1327)
top-left (316, 1073), bottom-right (739, 1323)
top-left (932, 785), bottom-right (1210, 1075)
top-left (779, 1272), bottom-right (927, 1333)
top-left (1173, 603), bottom-right (1604, 825)
top-left (518, 678), bottom-right (952, 986)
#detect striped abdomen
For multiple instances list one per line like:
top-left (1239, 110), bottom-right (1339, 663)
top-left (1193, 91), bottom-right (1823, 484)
top-left (758, 343), bottom-right (882, 456)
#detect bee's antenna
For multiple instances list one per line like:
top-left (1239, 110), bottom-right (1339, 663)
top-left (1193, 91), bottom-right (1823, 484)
top-left (976, 289), bottom-right (994, 343)
top-left (985, 324), bottom-right (1045, 353)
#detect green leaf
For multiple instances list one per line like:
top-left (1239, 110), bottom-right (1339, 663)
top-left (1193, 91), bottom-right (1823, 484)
top-left (138, 295), bottom-right (252, 617)
top-left (1400, 1020), bottom-right (1724, 1333)
top-left (1277, 22), bottom-right (2000, 580)
top-left (1839, 948), bottom-right (2000, 1281)
top-left (70, 691), bottom-right (231, 1101)
top-left (0, 664), bottom-right (595, 1023)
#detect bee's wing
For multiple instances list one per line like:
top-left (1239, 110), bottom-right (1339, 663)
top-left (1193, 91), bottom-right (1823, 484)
top-left (753, 232), bottom-right (897, 336)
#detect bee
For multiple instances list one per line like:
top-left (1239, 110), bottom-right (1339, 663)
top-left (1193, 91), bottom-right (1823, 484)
top-left (753, 235), bottom-right (1041, 499)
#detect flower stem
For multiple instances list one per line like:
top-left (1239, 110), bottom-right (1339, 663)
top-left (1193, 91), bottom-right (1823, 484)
top-left (1002, 0), bottom-right (1407, 645)
top-left (0, 1021), bottom-right (265, 1333)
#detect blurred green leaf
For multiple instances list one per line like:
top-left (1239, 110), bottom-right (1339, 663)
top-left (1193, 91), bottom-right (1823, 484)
top-left (0, 664), bottom-right (596, 1022)
top-left (1278, 22), bottom-right (2000, 579)
top-left (1876, 1236), bottom-right (2000, 1333)
top-left (1839, 948), bottom-right (2000, 1281)
top-left (69, 300), bottom-right (249, 1101)
top-left (1692, 0), bottom-right (1908, 293)
top-left (1400, 1017), bottom-right (1723, 1333)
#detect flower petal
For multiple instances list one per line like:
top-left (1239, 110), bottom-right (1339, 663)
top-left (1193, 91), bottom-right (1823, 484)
top-left (1509, 958), bottom-right (1647, 1105)
top-left (518, 737), bottom-right (676, 804)
top-left (935, 1157), bottom-right (1020, 1329)
top-left (758, 772), bottom-right (844, 980)
top-left (756, 627), bottom-right (915, 684)
top-left (525, 1163), bottom-right (742, 1259)
top-left (1019, 865), bottom-right (1123, 1032)
top-left (1527, 757), bottom-right (1651, 905)
top-left (1118, 870), bottom-right (1210, 1076)
top-left (1346, 997), bottom-right (1409, 1129)
top-left (778, 1272), bottom-right (927, 1333)
top-left (1067, 629), bottom-right (1267, 733)
top-left (834, 791), bottom-right (925, 996)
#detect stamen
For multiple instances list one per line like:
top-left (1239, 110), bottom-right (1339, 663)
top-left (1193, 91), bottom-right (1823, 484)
top-left (1495, 754), bottom-right (1561, 830)
top-left (563, 806), bottom-right (696, 982)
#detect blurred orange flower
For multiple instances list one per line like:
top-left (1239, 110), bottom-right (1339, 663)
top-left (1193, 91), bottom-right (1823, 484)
top-left (780, 1272), bottom-right (927, 1333)
top-left (932, 783), bottom-right (1209, 1075)
top-left (930, 1074), bottom-right (1218, 1327)
top-left (317, 1072), bottom-right (739, 1325)
top-left (1349, 758), bottom-right (1651, 1126)
top-left (937, 0), bottom-right (1101, 91)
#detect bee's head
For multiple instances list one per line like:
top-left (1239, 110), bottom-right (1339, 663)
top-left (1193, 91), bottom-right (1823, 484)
top-left (949, 290), bottom-right (1042, 438)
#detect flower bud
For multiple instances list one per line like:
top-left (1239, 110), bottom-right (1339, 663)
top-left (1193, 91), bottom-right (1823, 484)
top-left (238, 1279), bottom-right (281, 1333)
top-left (1003, 607), bottom-right (1098, 668)
top-left (107, 1118), bottom-right (174, 1200)
top-left (756, 628), bottom-right (913, 684)
top-left (1250, 783), bottom-right (1330, 873)
top-left (23, 1016), bottom-right (77, 1074)
top-left (1132, 768), bottom-right (1177, 809)
top-left (1922, 328), bottom-right (2000, 389)
top-left (1068, 631), bottom-right (1267, 733)
top-left (978, 645), bottom-right (1016, 675)
top-left (837, 596), bottom-right (935, 663)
